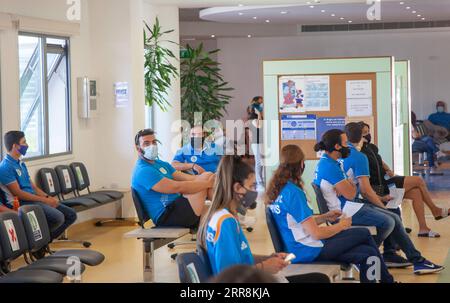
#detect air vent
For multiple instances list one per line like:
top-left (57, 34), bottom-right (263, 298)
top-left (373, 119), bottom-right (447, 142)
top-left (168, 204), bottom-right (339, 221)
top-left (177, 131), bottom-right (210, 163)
top-left (302, 20), bottom-right (450, 32)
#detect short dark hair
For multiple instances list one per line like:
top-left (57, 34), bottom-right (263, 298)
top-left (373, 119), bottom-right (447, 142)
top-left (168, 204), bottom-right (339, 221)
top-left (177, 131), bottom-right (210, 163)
top-left (345, 122), bottom-right (363, 144)
top-left (314, 129), bottom-right (344, 152)
top-left (4, 131), bottom-right (25, 152)
top-left (252, 96), bottom-right (263, 103)
top-left (358, 121), bottom-right (370, 129)
top-left (134, 129), bottom-right (155, 146)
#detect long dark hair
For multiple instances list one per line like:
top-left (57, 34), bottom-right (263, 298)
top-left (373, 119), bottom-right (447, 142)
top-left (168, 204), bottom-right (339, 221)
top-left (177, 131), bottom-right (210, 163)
top-left (266, 145), bottom-right (305, 203)
top-left (198, 156), bottom-right (255, 249)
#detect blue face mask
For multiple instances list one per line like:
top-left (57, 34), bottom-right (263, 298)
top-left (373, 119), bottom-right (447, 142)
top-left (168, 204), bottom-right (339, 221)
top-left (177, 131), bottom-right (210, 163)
top-left (143, 145), bottom-right (158, 161)
top-left (437, 106), bottom-right (445, 113)
top-left (17, 144), bottom-right (28, 156)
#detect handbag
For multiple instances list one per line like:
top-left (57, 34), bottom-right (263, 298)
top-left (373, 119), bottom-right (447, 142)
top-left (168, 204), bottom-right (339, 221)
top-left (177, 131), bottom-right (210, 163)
top-left (366, 145), bottom-right (386, 196)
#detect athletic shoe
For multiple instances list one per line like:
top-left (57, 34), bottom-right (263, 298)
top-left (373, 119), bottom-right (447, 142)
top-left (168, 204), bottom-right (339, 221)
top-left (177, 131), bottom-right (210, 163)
top-left (414, 260), bottom-right (444, 275)
top-left (383, 253), bottom-right (413, 268)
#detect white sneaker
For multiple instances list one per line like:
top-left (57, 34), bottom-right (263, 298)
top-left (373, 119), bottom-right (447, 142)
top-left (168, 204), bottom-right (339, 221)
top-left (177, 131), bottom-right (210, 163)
top-left (237, 213), bottom-right (257, 227)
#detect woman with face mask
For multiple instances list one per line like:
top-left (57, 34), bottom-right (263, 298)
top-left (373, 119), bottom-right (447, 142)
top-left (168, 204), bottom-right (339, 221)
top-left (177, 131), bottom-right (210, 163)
top-left (266, 145), bottom-right (394, 283)
top-left (198, 156), bottom-right (290, 278)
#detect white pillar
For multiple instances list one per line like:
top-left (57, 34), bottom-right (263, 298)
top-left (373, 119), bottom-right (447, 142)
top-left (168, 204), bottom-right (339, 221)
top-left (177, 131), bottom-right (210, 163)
top-left (142, 4), bottom-right (181, 161)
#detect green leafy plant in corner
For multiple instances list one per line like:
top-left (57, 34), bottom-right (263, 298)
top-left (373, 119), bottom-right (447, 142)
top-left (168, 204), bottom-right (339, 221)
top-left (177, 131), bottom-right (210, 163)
top-left (181, 43), bottom-right (233, 125)
top-left (144, 17), bottom-right (179, 111)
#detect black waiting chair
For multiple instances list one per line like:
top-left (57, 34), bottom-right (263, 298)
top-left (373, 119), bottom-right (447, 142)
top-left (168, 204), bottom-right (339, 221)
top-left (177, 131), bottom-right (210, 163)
top-left (18, 205), bottom-right (105, 267)
top-left (177, 247), bottom-right (213, 283)
top-left (0, 211), bottom-right (85, 279)
top-left (37, 167), bottom-right (96, 248)
top-left (69, 162), bottom-right (134, 226)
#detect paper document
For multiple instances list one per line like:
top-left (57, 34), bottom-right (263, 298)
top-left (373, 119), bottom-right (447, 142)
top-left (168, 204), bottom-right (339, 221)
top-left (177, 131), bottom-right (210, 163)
top-left (386, 188), bottom-right (405, 209)
top-left (342, 201), bottom-right (364, 218)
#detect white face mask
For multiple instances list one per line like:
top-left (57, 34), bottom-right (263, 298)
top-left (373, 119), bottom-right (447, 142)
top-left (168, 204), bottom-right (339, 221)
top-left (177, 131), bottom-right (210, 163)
top-left (143, 144), bottom-right (158, 161)
top-left (437, 106), bottom-right (445, 113)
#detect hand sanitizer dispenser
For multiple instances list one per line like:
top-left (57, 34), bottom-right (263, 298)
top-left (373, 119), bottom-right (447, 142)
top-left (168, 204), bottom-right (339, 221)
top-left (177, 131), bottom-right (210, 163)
top-left (77, 77), bottom-right (98, 118)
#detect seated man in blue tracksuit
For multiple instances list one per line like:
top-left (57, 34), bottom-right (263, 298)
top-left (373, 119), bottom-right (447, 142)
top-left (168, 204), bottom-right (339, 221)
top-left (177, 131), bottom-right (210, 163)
top-left (0, 131), bottom-right (77, 241)
top-left (342, 123), bottom-right (443, 274)
top-left (428, 100), bottom-right (450, 130)
top-left (172, 126), bottom-right (221, 174)
top-left (314, 128), bottom-right (443, 275)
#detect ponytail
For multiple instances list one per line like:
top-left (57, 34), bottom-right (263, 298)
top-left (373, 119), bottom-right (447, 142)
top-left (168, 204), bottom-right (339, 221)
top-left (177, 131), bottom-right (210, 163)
top-left (314, 141), bottom-right (326, 152)
top-left (314, 129), bottom-right (344, 153)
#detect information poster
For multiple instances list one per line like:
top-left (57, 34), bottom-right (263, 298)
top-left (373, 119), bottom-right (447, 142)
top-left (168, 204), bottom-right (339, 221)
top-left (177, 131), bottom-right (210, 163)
top-left (316, 117), bottom-right (346, 142)
top-left (281, 114), bottom-right (317, 141)
top-left (346, 80), bottom-right (373, 117)
top-left (279, 76), bottom-right (330, 113)
top-left (114, 82), bottom-right (129, 108)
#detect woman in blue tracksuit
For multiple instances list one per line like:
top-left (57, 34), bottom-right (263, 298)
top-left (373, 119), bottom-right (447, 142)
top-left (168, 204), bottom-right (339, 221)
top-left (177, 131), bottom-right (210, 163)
top-left (266, 144), bottom-right (394, 283)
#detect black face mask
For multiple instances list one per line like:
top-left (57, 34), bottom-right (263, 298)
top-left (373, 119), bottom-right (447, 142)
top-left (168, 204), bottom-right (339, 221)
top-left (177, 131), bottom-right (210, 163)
top-left (191, 137), bottom-right (204, 149)
top-left (363, 134), bottom-right (372, 144)
top-left (237, 186), bottom-right (258, 209)
top-left (338, 146), bottom-right (351, 159)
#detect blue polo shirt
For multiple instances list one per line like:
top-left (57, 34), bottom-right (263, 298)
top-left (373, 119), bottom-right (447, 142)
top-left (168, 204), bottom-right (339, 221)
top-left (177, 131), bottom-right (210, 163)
top-left (313, 153), bottom-right (349, 211)
top-left (0, 155), bottom-right (35, 206)
top-left (269, 182), bottom-right (323, 263)
top-left (173, 144), bottom-right (221, 173)
top-left (428, 112), bottom-right (450, 130)
top-left (131, 158), bottom-right (180, 223)
top-left (342, 143), bottom-right (370, 198)
top-left (206, 209), bottom-right (254, 275)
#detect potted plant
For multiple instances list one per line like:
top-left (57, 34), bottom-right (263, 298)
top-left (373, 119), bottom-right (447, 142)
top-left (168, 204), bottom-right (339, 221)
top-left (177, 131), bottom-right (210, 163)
top-left (144, 17), bottom-right (178, 111)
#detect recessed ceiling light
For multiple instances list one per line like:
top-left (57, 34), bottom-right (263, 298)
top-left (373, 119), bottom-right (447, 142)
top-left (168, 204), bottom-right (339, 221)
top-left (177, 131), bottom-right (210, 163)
top-left (400, 1), bottom-right (404, 4)
top-left (280, 11), bottom-right (288, 14)
top-left (309, 5), bottom-right (315, 8)
top-left (421, 17), bottom-right (426, 20)
top-left (265, 19), bottom-right (270, 23)
top-left (412, 11), bottom-right (417, 14)
top-left (252, 16), bottom-right (257, 19)
top-left (210, 34), bottom-right (215, 38)
top-left (331, 13), bottom-right (336, 17)
top-left (306, 1), bottom-right (311, 4)
top-left (340, 17), bottom-right (345, 20)
top-left (321, 10), bottom-right (326, 13)
top-left (417, 14), bottom-right (421, 17)
top-left (348, 20), bottom-right (353, 23)
top-left (238, 3), bottom-right (244, 7)
top-left (247, 34), bottom-right (252, 38)
top-left (238, 12), bottom-right (244, 16)
top-left (406, 6), bottom-right (411, 9)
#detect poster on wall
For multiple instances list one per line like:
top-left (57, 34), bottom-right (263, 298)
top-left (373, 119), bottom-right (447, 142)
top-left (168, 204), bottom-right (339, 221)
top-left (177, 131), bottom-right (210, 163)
top-left (346, 98), bottom-right (373, 117)
top-left (346, 80), bottom-right (373, 117)
top-left (316, 117), bottom-right (346, 142)
top-left (279, 76), bottom-right (330, 113)
top-left (281, 114), bottom-right (317, 141)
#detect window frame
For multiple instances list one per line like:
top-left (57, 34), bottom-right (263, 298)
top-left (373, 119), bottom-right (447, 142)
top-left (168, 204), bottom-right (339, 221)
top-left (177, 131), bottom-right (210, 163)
top-left (18, 32), bottom-right (73, 162)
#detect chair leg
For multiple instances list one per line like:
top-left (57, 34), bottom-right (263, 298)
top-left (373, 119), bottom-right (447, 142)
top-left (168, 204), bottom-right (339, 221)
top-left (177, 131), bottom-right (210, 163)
top-left (52, 230), bottom-right (92, 248)
top-left (143, 240), bottom-right (155, 283)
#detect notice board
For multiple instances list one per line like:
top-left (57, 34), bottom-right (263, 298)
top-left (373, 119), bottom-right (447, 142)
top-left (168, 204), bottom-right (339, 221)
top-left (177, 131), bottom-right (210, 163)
top-left (278, 73), bottom-right (378, 160)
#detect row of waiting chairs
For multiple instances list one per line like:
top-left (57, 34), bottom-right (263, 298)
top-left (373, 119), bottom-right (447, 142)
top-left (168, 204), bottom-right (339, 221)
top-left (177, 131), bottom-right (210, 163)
top-left (36, 163), bottom-right (125, 247)
top-left (0, 205), bottom-right (104, 283)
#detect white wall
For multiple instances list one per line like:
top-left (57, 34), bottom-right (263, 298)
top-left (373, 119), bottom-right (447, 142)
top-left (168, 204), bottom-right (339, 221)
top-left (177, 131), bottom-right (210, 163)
top-left (215, 28), bottom-right (450, 121)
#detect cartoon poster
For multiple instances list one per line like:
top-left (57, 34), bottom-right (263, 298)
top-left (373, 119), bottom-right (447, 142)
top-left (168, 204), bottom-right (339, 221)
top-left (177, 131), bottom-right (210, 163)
top-left (279, 76), bottom-right (330, 113)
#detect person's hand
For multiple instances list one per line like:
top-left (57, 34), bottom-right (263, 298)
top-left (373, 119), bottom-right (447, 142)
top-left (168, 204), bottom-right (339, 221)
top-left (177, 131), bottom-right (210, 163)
top-left (338, 216), bottom-right (352, 231)
top-left (260, 256), bottom-right (288, 274)
top-left (325, 210), bottom-right (342, 222)
top-left (380, 195), bottom-right (393, 203)
top-left (271, 252), bottom-right (289, 260)
top-left (44, 196), bottom-right (59, 208)
top-left (386, 169), bottom-right (395, 178)
top-left (193, 164), bottom-right (205, 175)
top-left (206, 173), bottom-right (216, 187)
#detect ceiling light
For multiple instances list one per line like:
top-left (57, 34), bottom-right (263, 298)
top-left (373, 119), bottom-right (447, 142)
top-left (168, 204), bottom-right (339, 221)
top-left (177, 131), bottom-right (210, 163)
top-left (412, 11), bottom-right (417, 14)
top-left (238, 12), bottom-right (244, 16)
top-left (417, 14), bottom-right (421, 17)
top-left (252, 16), bottom-right (257, 19)
top-left (406, 6), bottom-right (411, 9)
top-left (348, 20), bottom-right (353, 23)
top-left (421, 17), bottom-right (426, 20)
top-left (247, 34), bottom-right (252, 38)
top-left (309, 5), bottom-right (315, 8)
top-left (211, 35), bottom-right (215, 38)
top-left (340, 17), bottom-right (345, 20)
top-left (280, 11), bottom-right (288, 14)
top-left (321, 10), bottom-right (326, 13)
top-left (331, 13), bottom-right (336, 17)
top-left (400, 2), bottom-right (404, 4)
top-left (306, 1), bottom-right (311, 4)
top-left (265, 19), bottom-right (270, 23)
top-left (238, 3), bottom-right (244, 7)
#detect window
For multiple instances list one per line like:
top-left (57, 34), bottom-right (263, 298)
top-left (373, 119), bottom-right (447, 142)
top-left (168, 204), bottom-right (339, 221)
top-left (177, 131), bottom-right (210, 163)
top-left (18, 33), bottom-right (72, 159)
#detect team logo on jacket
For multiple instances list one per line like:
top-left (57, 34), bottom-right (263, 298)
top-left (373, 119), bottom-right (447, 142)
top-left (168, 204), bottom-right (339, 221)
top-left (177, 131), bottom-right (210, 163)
top-left (191, 156), bottom-right (198, 163)
top-left (241, 241), bottom-right (248, 250)
top-left (16, 169), bottom-right (22, 177)
top-left (159, 168), bottom-right (168, 175)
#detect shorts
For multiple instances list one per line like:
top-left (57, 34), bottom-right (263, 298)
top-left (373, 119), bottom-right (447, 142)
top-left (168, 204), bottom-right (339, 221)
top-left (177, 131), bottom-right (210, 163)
top-left (156, 196), bottom-right (200, 229)
top-left (385, 176), bottom-right (405, 189)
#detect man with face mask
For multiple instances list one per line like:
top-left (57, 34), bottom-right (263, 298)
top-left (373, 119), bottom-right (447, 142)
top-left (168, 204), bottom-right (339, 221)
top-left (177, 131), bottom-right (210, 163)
top-left (172, 126), bottom-right (221, 175)
top-left (132, 129), bottom-right (215, 229)
top-left (0, 131), bottom-right (77, 243)
top-left (428, 101), bottom-right (450, 130)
